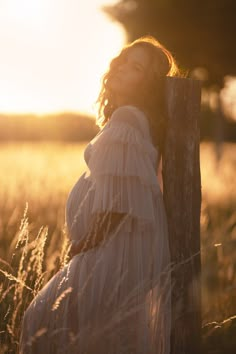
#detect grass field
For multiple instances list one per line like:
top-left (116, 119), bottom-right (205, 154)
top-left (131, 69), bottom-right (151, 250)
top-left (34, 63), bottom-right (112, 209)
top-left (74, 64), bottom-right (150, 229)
top-left (0, 141), bottom-right (235, 353)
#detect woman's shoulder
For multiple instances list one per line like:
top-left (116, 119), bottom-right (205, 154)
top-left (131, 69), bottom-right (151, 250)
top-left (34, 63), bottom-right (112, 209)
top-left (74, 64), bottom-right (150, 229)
top-left (110, 104), bottom-right (147, 121)
top-left (110, 105), bottom-right (150, 137)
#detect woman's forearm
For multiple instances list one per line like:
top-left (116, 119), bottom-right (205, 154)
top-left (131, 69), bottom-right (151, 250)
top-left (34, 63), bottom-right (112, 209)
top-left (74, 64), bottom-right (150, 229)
top-left (70, 211), bottom-right (127, 256)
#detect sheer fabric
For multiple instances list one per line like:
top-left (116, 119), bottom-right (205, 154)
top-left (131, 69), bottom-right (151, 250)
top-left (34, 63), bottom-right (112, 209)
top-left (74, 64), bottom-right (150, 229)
top-left (20, 105), bottom-right (172, 354)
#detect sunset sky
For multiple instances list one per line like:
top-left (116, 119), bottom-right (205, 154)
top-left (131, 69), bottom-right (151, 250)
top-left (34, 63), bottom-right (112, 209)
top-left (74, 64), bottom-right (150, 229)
top-left (0, 0), bottom-right (126, 116)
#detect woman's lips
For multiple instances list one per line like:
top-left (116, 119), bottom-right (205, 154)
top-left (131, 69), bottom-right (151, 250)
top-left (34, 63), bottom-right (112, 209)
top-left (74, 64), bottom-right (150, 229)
top-left (113, 75), bottom-right (120, 80)
top-left (113, 73), bottom-right (123, 80)
top-left (110, 75), bottom-right (122, 85)
top-left (108, 74), bottom-right (123, 88)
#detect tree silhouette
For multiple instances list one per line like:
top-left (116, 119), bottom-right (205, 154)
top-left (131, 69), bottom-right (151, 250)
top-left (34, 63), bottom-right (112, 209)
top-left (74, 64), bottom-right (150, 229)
top-left (102, 0), bottom-right (236, 87)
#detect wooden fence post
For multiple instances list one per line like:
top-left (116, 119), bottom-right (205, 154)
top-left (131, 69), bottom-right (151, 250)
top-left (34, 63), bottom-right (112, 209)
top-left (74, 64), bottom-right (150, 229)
top-left (162, 77), bottom-right (202, 354)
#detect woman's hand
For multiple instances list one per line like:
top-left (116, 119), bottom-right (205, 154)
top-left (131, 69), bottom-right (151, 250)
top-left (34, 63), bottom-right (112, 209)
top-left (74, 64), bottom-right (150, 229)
top-left (68, 211), bottom-right (127, 259)
top-left (68, 239), bottom-right (97, 259)
top-left (68, 240), bottom-right (81, 259)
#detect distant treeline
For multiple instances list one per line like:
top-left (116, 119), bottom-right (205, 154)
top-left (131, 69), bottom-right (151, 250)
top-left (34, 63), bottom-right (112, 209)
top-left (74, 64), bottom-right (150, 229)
top-left (0, 110), bottom-right (236, 143)
top-left (200, 106), bottom-right (236, 143)
top-left (0, 112), bottom-right (99, 142)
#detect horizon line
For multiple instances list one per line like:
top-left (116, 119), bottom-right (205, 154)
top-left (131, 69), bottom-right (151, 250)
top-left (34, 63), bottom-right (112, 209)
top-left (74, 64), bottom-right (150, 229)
top-left (0, 109), bottom-right (96, 118)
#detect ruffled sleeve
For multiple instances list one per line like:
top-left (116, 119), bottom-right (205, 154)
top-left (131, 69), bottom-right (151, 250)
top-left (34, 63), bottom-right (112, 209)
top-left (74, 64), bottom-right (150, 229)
top-left (87, 105), bottom-right (162, 223)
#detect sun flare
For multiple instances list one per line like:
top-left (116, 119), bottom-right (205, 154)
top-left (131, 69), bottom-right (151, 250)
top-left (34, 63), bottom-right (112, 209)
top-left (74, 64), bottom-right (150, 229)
top-left (0, 0), bottom-right (126, 116)
top-left (3, 0), bottom-right (45, 21)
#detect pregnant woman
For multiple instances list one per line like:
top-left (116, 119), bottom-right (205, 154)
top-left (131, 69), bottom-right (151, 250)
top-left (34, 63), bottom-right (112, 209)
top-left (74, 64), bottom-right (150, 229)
top-left (20, 35), bottom-right (181, 354)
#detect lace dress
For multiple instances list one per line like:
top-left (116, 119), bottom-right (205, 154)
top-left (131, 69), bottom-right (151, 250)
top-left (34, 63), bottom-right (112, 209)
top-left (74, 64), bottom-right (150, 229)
top-left (20, 105), bottom-right (172, 354)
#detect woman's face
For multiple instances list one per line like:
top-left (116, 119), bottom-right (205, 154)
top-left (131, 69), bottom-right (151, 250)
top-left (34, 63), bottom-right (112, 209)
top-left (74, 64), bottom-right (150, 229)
top-left (108, 46), bottom-right (151, 103)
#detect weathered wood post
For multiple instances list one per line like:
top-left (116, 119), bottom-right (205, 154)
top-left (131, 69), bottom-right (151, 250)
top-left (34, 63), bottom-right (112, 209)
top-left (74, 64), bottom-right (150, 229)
top-left (162, 76), bottom-right (202, 354)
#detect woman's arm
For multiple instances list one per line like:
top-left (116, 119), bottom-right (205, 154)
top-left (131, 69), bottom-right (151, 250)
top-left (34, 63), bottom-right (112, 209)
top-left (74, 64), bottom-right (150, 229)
top-left (69, 211), bottom-right (127, 257)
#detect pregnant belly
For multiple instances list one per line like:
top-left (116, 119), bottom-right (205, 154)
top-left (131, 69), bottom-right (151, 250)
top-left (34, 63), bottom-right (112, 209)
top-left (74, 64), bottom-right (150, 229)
top-left (65, 172), bottom-right (95, 242)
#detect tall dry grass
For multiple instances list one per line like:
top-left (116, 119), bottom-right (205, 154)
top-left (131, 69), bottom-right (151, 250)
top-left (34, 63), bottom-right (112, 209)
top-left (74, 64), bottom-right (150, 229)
top-left (0, 142), bottom-right (86, 352)
top-left (0, 141), bottom-right (235, 353)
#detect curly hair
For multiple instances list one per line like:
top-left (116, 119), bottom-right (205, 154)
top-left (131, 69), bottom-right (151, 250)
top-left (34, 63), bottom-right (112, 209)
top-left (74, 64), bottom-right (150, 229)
top-left (94, 35), bottom-right (186, 155)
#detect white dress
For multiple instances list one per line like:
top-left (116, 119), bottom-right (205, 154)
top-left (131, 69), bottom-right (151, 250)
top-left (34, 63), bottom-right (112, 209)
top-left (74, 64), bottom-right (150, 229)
top-left (20, 105), bottom-right (172, 354)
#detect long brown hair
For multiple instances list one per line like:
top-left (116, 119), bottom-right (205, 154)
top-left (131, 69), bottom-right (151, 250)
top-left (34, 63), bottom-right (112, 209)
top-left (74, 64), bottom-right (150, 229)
top-left (95, 35), bottom-right (186, 155)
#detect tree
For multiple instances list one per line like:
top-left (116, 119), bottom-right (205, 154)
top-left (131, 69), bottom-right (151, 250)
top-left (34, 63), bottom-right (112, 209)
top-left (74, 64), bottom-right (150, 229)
top-left (102, 0), bottom-right (236, 87)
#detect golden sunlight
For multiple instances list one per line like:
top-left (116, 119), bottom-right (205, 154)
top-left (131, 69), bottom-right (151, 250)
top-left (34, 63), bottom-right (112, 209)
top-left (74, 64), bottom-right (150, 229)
top-left (2, 0), bottom-right (48, 24)
top-left (0, 0), bottom-right (126, 116)
top-left (220, 76), bottom-right (236, 122)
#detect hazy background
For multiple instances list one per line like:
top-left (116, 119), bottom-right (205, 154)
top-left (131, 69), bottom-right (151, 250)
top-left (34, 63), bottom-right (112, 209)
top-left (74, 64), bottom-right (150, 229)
top-left (0, 1), bottom-right (236, 353)
top-left (1, 0), bottom-right (236, 143)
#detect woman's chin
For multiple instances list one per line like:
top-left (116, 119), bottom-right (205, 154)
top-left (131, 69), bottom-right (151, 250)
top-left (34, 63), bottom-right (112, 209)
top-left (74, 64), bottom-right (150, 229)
top-left (108, 76), bottom-right (122, 89)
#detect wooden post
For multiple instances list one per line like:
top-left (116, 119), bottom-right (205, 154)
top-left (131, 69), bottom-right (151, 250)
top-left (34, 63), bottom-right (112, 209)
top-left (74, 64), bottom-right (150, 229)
top-left (162, 77), bottom-right (202, 354)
